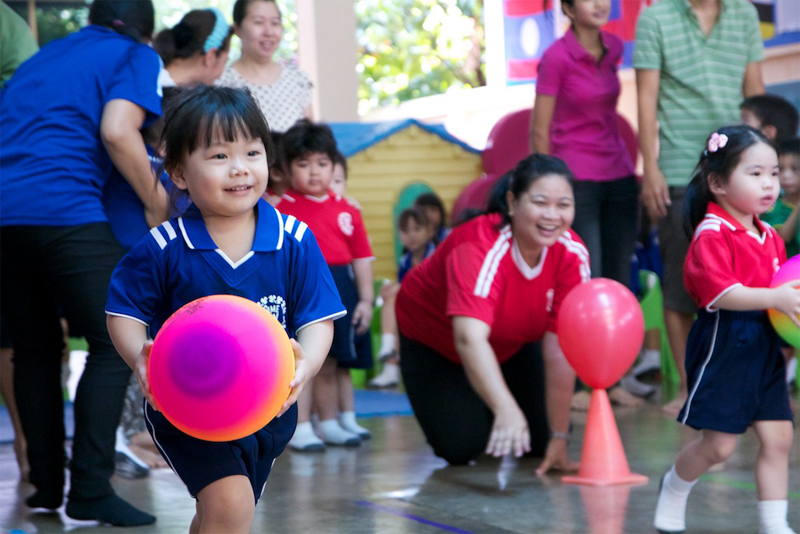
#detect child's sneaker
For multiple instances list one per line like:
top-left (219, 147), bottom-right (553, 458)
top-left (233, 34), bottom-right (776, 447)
top-left (369, 362), bottom-right (400, 388)
top-left (317, 419), bottom-right (360, 447)
top-left (289, 421), bottom-right (325, 452)
top-left (338, 411), bottom-right (371, 440)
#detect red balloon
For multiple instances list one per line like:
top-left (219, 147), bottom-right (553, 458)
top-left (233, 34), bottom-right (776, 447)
top-left (558, 278), bottom-right (645, 389)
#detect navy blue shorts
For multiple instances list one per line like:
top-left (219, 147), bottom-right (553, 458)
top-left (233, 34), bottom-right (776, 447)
top-left (144, 400), bottom-right (297, 501)
top-left (329, 265), bottom-right (373, 369)
top-left (678, 309), bottom-right (793, 434)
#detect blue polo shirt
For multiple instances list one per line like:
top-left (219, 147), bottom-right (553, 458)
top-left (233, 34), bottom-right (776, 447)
top-left (106, 199), bottom-right (346, 339)
top-left (102, 145), bottom-right (190, 251)
top-left (0, 25), bottom-right (162, 226)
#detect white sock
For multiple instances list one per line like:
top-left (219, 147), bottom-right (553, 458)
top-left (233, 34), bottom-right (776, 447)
top-left (759, 500), bottom-right (795, 534)
top-left (786, 357), bottom-right (797, 386)
top-left (378, 333), bottom-right (396, 358)
top-left (114, 427), bottom-right (149, 469)
top-left (633, 349), bottom-right (661, 376)
top-left (369, 362), bottom-right (400, 387)
top-left (289, 421), bottom-right (324, 450)
top-left (338, 410), bottom-right (371, 438)
top-left (654, 465), bottom-right (697, 532)
top-left (318, 419), bottom-right (360, 446)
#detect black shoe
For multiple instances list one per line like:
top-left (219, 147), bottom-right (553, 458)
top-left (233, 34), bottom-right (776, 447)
top-left (114, 451), bottom-right (149, 479)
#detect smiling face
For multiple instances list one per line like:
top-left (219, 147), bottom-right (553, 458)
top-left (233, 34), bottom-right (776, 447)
top-left (710, 141), bottom-right (779, 228)
top-left (564, 0), bottom-right (611, 30)
top-left (236, 0), bottom-right (283, 62)
top-left (289, 152), bottom-right (333, 198)
top-left (171, 128), bottom-right (269, 220)
top-left (507, 174), bottom-right (575, 264)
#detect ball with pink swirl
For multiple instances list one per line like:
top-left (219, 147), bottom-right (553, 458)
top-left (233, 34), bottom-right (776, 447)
top-left (768, 255), bottom-right (800, 348)
top-left (149, 295), bottom-right (294, 441)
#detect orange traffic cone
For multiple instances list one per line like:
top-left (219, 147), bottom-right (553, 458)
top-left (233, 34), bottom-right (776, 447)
top-left (562, 389), bottom-right (648, 486)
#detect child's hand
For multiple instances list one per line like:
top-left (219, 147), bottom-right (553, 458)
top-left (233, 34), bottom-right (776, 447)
top-left (278, 339), bottom-right (311, 417)
top-left (135, 341), bottom-right (159, 411)
top-left (352, 300), bottom-right (373, 335)
top-left (772, 282), bottom-right (800, 329)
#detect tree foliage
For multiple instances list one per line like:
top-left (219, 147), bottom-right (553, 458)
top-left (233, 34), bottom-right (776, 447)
top-left (11, 0), bottom-right (484, 114)
top-left (356, 0), bottom-right (485, 114)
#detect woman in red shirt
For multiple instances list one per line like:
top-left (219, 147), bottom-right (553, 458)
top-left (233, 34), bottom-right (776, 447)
top-left (396, 154), bottom-right (588, 471)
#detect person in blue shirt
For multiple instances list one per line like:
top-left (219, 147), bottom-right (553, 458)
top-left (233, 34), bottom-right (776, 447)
top-left (0, 1), bottom-right (166, 525)
top-left (106, 85), bottom-right (344, 534)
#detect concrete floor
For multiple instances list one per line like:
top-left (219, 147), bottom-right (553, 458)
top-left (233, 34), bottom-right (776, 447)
top-left (1, 393), bottom-right (798, 534)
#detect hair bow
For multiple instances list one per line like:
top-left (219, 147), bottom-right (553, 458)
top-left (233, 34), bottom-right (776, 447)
top-left (707, 133), bottom-right (729, 154)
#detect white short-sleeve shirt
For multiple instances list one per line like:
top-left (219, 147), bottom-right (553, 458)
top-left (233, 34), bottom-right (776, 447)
top-left (218, 63), bottom-right (312, 133)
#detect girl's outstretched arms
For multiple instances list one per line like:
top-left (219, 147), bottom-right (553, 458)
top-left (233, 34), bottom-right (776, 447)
top-left (107, 315), bottom-right (158, 409)
top-left (278, 320), bottom-right (334, 416)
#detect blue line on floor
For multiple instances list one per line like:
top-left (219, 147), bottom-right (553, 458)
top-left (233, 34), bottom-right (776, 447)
top-left (355, 500), bottom-right (473, 533)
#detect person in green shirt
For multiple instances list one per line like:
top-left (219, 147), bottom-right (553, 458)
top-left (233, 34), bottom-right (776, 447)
top-left (0, 4), bottom-right (38, 88)
top-left (634, 0), bottom-right (765, 416)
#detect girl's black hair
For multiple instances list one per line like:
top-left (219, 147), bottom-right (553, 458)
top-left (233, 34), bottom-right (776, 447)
top-left (154, 10), bottom-right (232, 66)
top-left (489, 154), bottom-right (574, 227)
top-left (684, 125), bottom-right (776, 234)
top-left (89, 0), bottom-right (155, 42)
top-left (397, 206), bottom-right (430, 232)
top-left (414, 192), bottom-right (447, 227)
top-left (282, 119), bottom-right (339, 166)
top-left (233, 0), bottom-right (279, 27)
top-left (160, 86), bottom-right (274, 213)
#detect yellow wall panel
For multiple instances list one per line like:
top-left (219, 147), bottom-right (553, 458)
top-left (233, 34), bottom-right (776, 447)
top-left (341, 125), bottom-right (483, 280)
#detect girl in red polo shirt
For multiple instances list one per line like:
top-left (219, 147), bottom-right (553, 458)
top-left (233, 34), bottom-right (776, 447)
top-left (655, 126), bottom-right (796, 534)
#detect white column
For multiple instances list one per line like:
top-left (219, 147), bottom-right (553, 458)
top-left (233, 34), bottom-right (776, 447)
top-left (295, 0), bottom-right (359, 122)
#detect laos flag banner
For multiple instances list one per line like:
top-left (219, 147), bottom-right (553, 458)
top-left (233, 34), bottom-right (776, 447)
top-left (501, 0), bottom-right (651, 84)
top-left (503, 0), bottom-right (555, 84)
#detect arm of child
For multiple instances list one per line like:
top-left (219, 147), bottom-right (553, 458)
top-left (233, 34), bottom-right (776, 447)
top-left (106, 315), bottom-right (158, 408)
top-left (536, 331), bottom-right (579, 475)
top-left (777, 206), bottom-right (800, 244)
top-left (278, 320), bottom-right (334, 417)
top-left (351, 257), bottom-right (374, 335)
top-left (714, 282), bottom-right (800, 328)
top-left (101, 99), bottom-right (169, 228)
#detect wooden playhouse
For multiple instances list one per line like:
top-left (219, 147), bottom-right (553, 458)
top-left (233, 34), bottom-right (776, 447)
top-left (330, 120), bottom-right (483, 280)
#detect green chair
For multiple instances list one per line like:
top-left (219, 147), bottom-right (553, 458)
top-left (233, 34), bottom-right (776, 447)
top-left (638, 270), bottom-right (680, 385)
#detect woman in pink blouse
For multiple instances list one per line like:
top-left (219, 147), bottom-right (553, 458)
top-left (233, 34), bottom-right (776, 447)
top-left (530, 0), bottom-right (636, 287)
top-left (530, 0), bottom-right (643, 407)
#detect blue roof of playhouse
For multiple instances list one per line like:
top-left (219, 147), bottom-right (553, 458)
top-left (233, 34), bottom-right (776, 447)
top-left (329, 119), bottom-right (481, 158)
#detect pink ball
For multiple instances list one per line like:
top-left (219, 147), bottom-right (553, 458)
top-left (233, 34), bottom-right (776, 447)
top-left (149, 295), bottom-right (294, 442)
top-left (558, 279), bottom-right (645, 389)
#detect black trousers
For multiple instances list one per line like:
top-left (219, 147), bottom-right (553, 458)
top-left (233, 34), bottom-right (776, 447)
top-left (399, 335), bottom-right (549, 465)
top-left (0, 224), bottom-right (130, 500)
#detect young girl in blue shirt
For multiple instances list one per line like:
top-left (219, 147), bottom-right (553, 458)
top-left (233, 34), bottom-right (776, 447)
top-left (106, 86), bottom-right (344, 533)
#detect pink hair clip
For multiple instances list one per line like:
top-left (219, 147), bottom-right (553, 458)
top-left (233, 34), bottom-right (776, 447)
top-left (707, 132), bottom-right (729, 153)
